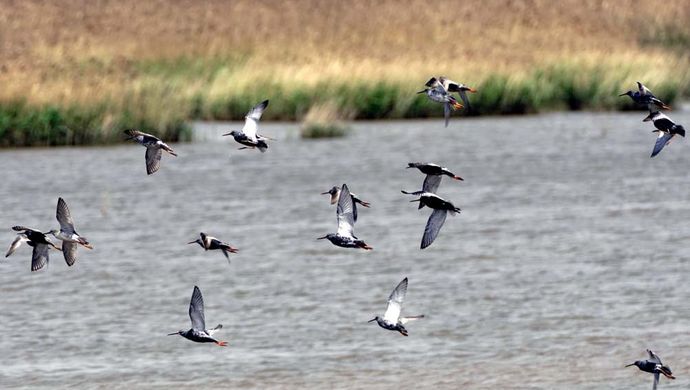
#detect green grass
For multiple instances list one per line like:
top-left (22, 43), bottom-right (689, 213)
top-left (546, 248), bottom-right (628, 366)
top-left (0, 59), bottom-right (687, 147)
top-left (0, 100), bottom-right (190, 147)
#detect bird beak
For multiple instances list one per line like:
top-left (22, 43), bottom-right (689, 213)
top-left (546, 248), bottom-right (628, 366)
top-left (367, 318), bottom-right (377, 323)
top-left (625, 363), bottom-right (635, 367)
top-left (187, 241), bottom-right (196, 245)
top-left (320, 191), bottom-right (330, 195)
top-left (416, 89), bottom-right (426, 94)
top-left (221, 132), bottom-right (232, 136)
top-left (167, 332), bottom-right (178, 336)
top-left (409, 198), bottom-right (421, 202)
top-left (317, 235), bottom-right (328, 240)
top-left (643, 113), bottom-right (655, 122)
top-left (618, 92), bottom-right (627, 97)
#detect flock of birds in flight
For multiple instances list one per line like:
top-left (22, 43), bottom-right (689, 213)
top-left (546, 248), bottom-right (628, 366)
top-left (5, 76), bottom-right (683, 388)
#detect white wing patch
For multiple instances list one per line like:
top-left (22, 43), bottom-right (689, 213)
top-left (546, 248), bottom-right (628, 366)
top-left (336, 184), bottom-right (355, 238)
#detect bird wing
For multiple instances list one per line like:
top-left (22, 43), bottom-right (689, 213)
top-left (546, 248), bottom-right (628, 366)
top-left (56, 197), bottom-right (75, 234)
top-left (637, 82), bottom-right (653, 96)
top-left (145, 147), bottom-right (162, 175)
top-left (207, 324), bottom-right (223, 336)
top-left (61, 241), bottom-right (77, 266)
top-left (124, 129), bottom-right (153, 139)
top-left (422, 174), bottom-right (442, 194)
top-left (352, 196), bottom-right (359, 223)
top-left (647, 350), bottom-right (661, 364)
top-left (424, 77), bottom-right (438, 87)
top-left (31, 243), bottom-right (50, 272)
top-left (242, 100), bottom-right (269, 140)
top-left (441, 77), bottom-right (461, 93)
top-left (336, 184), bottom-right (355, 238)
top-left (653, 371), bottom-right (659, 390)
top-left (651, 131), bottom-right (672, 158)
top-left (189, 286), bottom-right (206, 330)
top-left (383, 278), bottom-right (408, 323)
top-left (421, 209), bottom-right (447, 249)
top-left (400, 315), bottom-right (424, 324)
top-left (5, 235), bottom-right (25, 257)
top-left (444, 102), bottom-right (451, 128)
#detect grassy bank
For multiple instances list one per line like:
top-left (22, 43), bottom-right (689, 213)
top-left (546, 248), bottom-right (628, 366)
top-left (0, 0), bottom-right (688, 146)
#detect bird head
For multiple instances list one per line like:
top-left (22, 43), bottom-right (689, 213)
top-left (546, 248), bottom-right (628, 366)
top-left (187, 238), bottom-right (203, 247)
top-left (619, 91), bottom-right (634, 97)
top-left (222, 130), bottom-right (237, 137)
top-left (367, 316), bottom-right (379, 323)
top-left (317, 234), bottom-right (331, 240)
top-left (625, 361), bottom-right (642, 368)
top-left (406, 162), bottom-right (422, 169)
top-left (320, 186), bottom-right (339, 196)
top-left (46, 229), bottom-right (59, 236)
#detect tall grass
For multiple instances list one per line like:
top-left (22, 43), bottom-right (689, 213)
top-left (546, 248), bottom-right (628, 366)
top-left (0, 0), bottom-right (689, 146)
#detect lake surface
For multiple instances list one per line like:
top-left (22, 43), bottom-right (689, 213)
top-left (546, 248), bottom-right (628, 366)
top-left (1, 111), bottom-right (689, 389)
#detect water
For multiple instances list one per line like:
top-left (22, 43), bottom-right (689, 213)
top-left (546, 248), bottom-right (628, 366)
top-left (1, 112), bottom-right (689, 389)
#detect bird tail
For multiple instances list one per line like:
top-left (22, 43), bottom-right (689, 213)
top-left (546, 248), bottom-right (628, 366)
top-left (257, 140), bottom-right (269, 153)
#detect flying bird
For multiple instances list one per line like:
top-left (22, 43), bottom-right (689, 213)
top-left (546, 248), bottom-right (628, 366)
top-left (410, 193), bottom-right (461, 249)
top-left (402, 162), bottom-right (463, 196)
top-left (321, 185), bottom-right (370, 222)
top-left (619, 82), bottom-right (671, 112)
top-left (48, 197), bottom-right (93, 267)
top-left (318, 184), bottom-right (372, 250)
top-left (417, 77), bottom-right (463, 127)
top-left (124, 129), bottom-right (177, 175)
top-left (168, 286), bottom-right (228, 346)
top-left (188, 232), bottom-right (238, 263)
top-left (643, 111), bottom-right (685, 158)
top-left (438, 76), bottom-right (477, 110)
top-left (368, 277), bottom-right (424, 336)
top-left (222, 100), bottom-right (272, 152)
top-left (7, 226), bottom-right (61, 271)
top-left (405, 162), bottom-right (463, 180)
top-left (626, 349), bottom-right (675, 390)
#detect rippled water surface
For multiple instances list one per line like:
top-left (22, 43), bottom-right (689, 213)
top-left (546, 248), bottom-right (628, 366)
top-left (1, 112), bottom-right (689, 389)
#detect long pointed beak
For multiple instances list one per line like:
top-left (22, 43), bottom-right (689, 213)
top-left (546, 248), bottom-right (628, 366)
top-left (410, 198), bottom-right (421, 202)
top-left (624, 363), bottom-right (635, 367)
top-left (317, 235), bottom-right (328, 240)
top-left (320, 191), bottom-right (330, 195)
top-left (167, 332), bottom-right (178, 336)
top-left (221, 132), bottom-right (232, 136)
top-left (187, 241), bottom-right (196, 245)
top-left (618, 93), bottom-right (627, 97)
top-left (416, 89), bottom-right (426, 94)
top-left (367, 318), bottom-right (377, 323)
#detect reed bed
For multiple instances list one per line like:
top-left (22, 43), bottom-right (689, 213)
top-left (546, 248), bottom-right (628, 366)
top-left (0, 0), bottom-right (688, 145)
